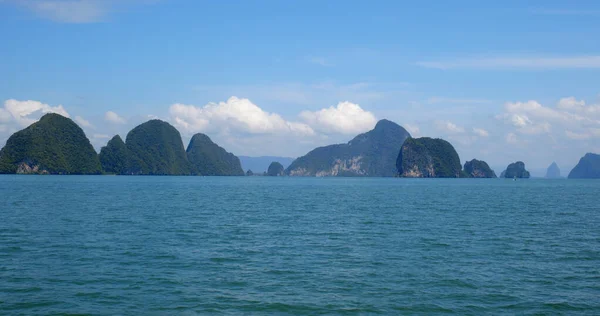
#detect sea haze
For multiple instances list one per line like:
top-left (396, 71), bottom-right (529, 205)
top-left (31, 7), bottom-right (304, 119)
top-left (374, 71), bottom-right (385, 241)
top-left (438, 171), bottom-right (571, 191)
top-left (1, 176), bottom-right (599, 314)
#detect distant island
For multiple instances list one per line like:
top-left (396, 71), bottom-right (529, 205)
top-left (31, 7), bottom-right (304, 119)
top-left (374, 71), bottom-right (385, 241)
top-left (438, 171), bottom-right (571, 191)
top-left (463, 159), bottom-right (497, 178)
top-left (0, 113), bottom-right (101, 174)
top-left (0, 113), bottom-right (598, 178)
top-left (267, 162), bottom-right (285, 176)
top-left (546, 162), bottom-right (561, 178)
top-left (568, 153), bottom-right (600, 179)
top-left (500, 161), bottom-right (530, 179)
top-left (396, 137), bottom-right (462, 178)
top-left (238, 156), bottom-right (295, 174)
top-left (286, 119), bottom-right (411, 177)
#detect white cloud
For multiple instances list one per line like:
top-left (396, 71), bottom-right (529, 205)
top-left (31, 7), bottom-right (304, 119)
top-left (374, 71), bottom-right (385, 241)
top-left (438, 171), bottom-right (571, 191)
top-left (557, 97), bottom-right (600, 116)
top-left (192, 81), bottom-right (409, 107)
top-left (9, 0), bottom-right (156, 23)
top-left (557, 97), bottom-right (586, 110)
top-left (435, 120), bottom-right (465, 134)
top-left (404, 124), bottom-right (420, 137)
top-left (3, 99), bottom-right (70, 127)
top-left (105, 111), bottom-right (126, 124)
top-left (170, 96), bottom-right (315, 136)
top-left (417, 55), bottom-right (600, 70)
top-left (506, 132), bottom-right (518, 144)
top-left (0, 108), bottom-right (11, 123)
top-left (472, 128), bottom-right (489, 137)
top-left (299, 101), bottom-right (377, 134)
top-left (74, 115), bottom-right (93, 128)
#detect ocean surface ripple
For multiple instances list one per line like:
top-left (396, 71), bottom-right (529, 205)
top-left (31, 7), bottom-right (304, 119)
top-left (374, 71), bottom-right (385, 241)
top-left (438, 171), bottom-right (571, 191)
top-left (1, 176), bottom-right (599, 314)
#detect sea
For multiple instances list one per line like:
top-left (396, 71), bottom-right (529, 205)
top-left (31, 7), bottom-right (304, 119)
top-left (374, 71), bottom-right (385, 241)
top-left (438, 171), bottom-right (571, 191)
top-left (1, 176), bottom-right (599, 315)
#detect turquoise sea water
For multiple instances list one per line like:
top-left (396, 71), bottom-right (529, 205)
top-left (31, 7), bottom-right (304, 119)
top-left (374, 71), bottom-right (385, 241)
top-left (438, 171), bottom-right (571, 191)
top-left (1, 176), bottom-right (599, 314)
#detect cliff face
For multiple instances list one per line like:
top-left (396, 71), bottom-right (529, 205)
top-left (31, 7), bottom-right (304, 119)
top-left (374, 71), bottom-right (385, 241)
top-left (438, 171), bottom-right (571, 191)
top-left (568, 153), bottom-right (600, 179)
top-left (0, 113), bottom-right (101, 174)
top-left (286, 119), bottom-right (411, 177)
top-left (186, 133), bottom-right (244, 176)
top-left (501, 161), bottom-right (530, 178)
top-left (396, 137), bottom-right (462, 178)
top-left (463, 159), bottom-right (497, 178)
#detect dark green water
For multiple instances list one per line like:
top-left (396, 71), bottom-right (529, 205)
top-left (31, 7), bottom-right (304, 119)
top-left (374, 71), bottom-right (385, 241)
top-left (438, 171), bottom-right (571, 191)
top-left (1, 176), bottom-right (599, 314)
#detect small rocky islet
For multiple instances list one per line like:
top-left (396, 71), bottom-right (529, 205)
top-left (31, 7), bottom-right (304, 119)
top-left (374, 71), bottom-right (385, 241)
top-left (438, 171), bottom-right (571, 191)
top-left (0, 113), bottom-right (598, 178)
top-left (500, 161), bottom-right (531, 179)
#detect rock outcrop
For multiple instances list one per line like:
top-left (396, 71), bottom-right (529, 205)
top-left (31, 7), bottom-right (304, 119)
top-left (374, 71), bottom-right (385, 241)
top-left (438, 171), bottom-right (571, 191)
top-left (501, 161), bottom-right (530, 178)
top-left (463, 159), bottom-right (497, 178)
top-left (286, 119), bottom-right (411, 177)
top-left (396, 137), bottom-right (462, 178)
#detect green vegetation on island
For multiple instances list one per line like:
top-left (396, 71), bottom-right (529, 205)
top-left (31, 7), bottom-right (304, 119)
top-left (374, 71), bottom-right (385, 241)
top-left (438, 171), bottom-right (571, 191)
top-left (3, 114), bottom-right (600, 181)
top-left (186, 133), bottom-right (244, 176)
top-left (463, 159), bottom-right (497, 178)
top-left (124, 120), bottom-right (192, 175)
top-left (568, 153), bottom-right (600, 179)
top-left (396, 137), bottom-right (462, 178)
top-left (267, 162), bottom-right (285, 176)
top-left (286, 119), bottom-right (411, 177)
top-left (0, 113), bottom-right (101, 174)
top-left (500, 161), bottom-right (530, 178)
top-left (99, 135), bottom-right (133, 174)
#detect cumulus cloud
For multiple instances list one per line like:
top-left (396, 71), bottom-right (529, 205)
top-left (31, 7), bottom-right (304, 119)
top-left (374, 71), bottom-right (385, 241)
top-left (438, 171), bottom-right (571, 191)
top-left (74, 115), bottom-right (93, 128)
top-left (498, 98), bottom-right (600, 138)
top-left (0, 108), bottom-right (11, 123)
top-left (105, 111), bottom-right (126, 124)
top-left (472, 128), bottom-right (489, 137)
top-left (404, 124), bottom-right (420, 137)
top-left (435, 120), bottom-right (465, 134)
top-left (2, 99), bottom-right (70, 127)
top-left (506, 132), bottom-right (519, 144)
top-left (299, 101), bottom-right (377, 134)
top-left (170, 96), bottom-right (315, 136)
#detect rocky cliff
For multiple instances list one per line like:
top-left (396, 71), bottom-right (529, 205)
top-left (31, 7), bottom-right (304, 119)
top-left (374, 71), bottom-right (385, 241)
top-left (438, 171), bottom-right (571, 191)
top-left (463, 159), bottom-right (497, 178)
top-left (286, 119), bottom-right (411, 177)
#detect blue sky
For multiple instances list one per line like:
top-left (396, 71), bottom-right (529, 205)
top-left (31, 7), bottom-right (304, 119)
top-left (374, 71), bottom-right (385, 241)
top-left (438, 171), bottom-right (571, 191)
top-left (1, 0), bottom-right (600, 175)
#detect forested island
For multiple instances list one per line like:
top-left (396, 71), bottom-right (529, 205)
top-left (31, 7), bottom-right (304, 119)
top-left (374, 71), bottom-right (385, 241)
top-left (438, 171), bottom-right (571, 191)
top-left (0, 113), bottom-right (599, 178)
